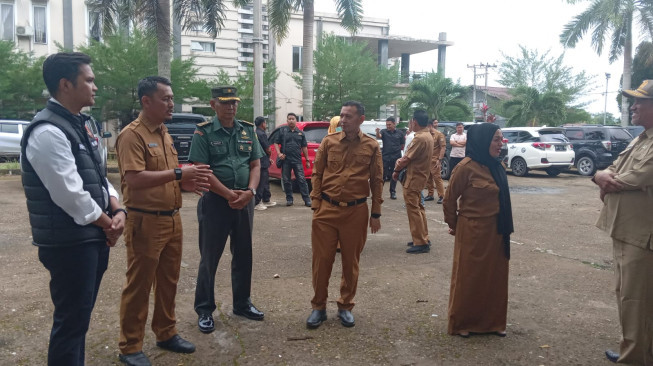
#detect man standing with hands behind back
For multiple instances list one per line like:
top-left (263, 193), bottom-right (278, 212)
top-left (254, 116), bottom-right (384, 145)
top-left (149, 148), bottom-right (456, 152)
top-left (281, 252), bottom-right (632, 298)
top-left (190, 86), bottom-right (266, 335)
top-left (593, 80), bottom-right (653, 365)
top-left (307, 101), bottom-right (383, 329)
top-left (21, 52), bottom-right (124, 366)
top-left (116, 76), bottom-right (212, 366)
top-left (274, 112), bottom-right (312, 207)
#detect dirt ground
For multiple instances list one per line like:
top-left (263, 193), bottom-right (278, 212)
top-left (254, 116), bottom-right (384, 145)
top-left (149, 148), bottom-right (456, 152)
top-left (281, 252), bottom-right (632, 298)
top-left (0, 171), bottom-right (620, 365)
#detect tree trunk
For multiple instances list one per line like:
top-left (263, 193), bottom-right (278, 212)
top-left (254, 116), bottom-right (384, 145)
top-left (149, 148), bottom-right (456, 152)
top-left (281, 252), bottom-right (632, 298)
top-left (620, 20), bottom-right (633, 126)
top-left (301, 1), bottom-right (314, 121)
top-left (157, 0), bottom-right (172, 80)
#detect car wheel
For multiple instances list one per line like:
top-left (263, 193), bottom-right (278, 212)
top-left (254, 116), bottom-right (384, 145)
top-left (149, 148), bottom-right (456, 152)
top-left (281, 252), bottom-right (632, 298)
top-left (510, 157), bottom-right (528, 177)
top-left (545, 168), bottom-right (561, 177)
top-left (576, 156), bottom-right (596, 176)
top-left (441, 157), bottom-right (451, 180)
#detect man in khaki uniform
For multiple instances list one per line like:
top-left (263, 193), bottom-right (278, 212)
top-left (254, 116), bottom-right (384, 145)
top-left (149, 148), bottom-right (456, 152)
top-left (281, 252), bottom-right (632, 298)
top-left (593, 80), bottom-right (653, 365)
top-left (116, 76), bottom-right (211, 366)
top-left (393, 109), bottom-right (433, 254)
top-left (425, 118), bottom-right (446, 204)
top-left (306, 101), bottom-right (383, 329)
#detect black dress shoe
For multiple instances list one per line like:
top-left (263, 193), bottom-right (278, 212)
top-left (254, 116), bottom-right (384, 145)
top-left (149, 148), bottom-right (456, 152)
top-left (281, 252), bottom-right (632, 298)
top-left (337, 309), bottom-right (355, 327)
top-left (406, 244), bottom-right (430, 254)
top-left (119, 351), bottom-right (151, 366)
top-left (390, 192), bottom-right (397, 200)
top-left (605, 349), bottom-right (619, 363)
top-left (198, 313), bottom-right (215, 333)
top-left (156, 334), bottom-right (196, 354)
top-left (424, 195), bottom-right (435, 201)
top-left (233, 303), bottom-right (265, 321)
top-left (306, 309), bottom-right (327, 329)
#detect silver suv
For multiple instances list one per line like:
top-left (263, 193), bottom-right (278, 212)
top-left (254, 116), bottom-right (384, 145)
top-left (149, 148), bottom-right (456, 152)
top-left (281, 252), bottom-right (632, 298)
top-left (0, 120), bottom-right (30, 161)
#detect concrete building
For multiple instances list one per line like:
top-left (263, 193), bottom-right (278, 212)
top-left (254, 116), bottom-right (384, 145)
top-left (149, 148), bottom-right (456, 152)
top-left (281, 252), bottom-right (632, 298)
top-left (3, 1), bottom-right (448, 125)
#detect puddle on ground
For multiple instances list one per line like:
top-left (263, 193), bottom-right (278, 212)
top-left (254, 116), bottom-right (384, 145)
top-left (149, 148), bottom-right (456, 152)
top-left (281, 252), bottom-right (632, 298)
top-left (509, 186), bottom-right (563, 194)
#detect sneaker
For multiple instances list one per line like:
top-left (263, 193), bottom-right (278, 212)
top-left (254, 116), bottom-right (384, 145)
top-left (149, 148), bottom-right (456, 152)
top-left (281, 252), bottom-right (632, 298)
top-left (198, 314), bottom-right (215, 333)
top-left (304, 201), bottom-right (312, 207)
top-left (437, 196), bottom-right (443, 204)
top-left (263, 201), bottom-right (277, 207)
top-left (286, 200), bottom-right (294, 206)
top-left (390, 192), bottom-right (397, 200)
top-left (424, 195), bottom-right (435, 201)
top-left (254, 203), bottom-right (267, 211)
top-left (406, 244), bottom-right (430, 254)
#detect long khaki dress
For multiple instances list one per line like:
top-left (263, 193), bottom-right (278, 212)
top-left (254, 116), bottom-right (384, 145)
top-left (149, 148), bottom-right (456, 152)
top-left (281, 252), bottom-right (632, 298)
top-left (442, 157), bottom-right (509, 335)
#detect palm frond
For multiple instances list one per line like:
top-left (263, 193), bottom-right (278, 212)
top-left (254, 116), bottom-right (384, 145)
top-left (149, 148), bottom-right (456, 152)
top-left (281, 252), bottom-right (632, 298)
top-left (334, 0), bottom-right (363, 34)
top-left (268, 0), bottom-right (298, 43)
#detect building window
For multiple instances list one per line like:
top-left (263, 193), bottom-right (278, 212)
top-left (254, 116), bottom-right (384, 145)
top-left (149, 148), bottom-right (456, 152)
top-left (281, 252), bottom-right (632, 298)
top-left (191, 41), bottom-right (215, 52)
top-left (1, 3), bottom-right (14, 41)
top-left (33, 5), bottom-right (47, 44)
top-left (89, 10), bottom-right (102, 42)
top-left (292, 46), bottom-right (302, 72)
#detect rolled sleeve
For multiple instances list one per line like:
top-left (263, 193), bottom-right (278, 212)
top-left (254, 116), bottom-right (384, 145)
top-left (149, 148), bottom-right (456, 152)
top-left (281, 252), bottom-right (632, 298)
top-left (26, 126), bottom-right (103, 226)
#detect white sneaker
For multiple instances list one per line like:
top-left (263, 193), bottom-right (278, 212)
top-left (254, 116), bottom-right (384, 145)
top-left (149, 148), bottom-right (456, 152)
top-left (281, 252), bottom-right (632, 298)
top-left (263, 201), bottom-right (277, 207)
top-left (254, 203), bottom-right (267, 211)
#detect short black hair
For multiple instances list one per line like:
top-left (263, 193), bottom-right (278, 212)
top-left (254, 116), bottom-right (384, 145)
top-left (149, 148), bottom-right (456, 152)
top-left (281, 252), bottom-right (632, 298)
top-left (412, 109), bottom-right (429, 127)
top-left (287, 112), bottom-right (298, 120)
top-left (342, 100), bottom-right (365, 116)
top-left (386, 117), bottom-right (396, 123)
top-left (456, 122), bottom-right (464, 127)
top-left (432, 118), bottom-right (438, 123)
top-left (137, 76), bottom-right (172, 106)
top-left (254, 116), bottom-right (266, 127)
top-left (42, 52), bottom-right (92, 98)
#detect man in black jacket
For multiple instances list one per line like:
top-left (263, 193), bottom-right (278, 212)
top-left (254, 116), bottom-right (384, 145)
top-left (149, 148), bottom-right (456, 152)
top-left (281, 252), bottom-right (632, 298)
top-left (21, 52), bottom-right (125, 366)
top-left (254, 116), bottom-right (276, 210)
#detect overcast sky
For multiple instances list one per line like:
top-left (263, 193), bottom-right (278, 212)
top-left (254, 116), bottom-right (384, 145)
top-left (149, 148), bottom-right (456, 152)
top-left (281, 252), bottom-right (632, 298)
top-left (314, 0), bottom-right (650, 117)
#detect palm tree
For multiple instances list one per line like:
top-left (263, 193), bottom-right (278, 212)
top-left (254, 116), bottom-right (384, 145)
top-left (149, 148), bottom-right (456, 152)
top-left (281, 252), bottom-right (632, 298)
top-left (401, 72), bottom-right (470, 121)
top-left (560, 0), bottom-right (653, 125)
top-left (503, 86), bottom-right (567, 127)
top-left (88, 0), bottom-right (248, 80)
top-left (268, 0), bottom-right (363, 121)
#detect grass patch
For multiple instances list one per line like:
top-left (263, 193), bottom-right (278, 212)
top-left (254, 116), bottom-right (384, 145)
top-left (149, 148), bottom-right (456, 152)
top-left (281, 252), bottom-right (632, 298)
top-left (0, 160), bottom-right (20, 170)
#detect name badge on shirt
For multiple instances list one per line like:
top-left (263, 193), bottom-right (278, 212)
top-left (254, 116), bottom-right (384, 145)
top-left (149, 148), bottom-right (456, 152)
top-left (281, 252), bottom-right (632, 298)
top-left (211, 141), bottom-right (222, 146)
top-left (148, 143), bottom-right (158, 147)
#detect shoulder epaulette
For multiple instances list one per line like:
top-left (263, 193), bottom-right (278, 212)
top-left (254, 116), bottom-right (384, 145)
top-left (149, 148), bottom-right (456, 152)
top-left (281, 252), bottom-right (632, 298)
top-left (240, 120), bottom-right (254, 126)
top-left (197, 121), bottom-right (210, 127)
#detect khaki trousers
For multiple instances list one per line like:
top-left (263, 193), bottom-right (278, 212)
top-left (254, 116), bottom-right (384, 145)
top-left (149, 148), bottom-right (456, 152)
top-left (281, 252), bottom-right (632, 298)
top-left (426, 162), bottom-right (445, 198)
top-left (119, 212), bottom-right (182, 354)
top-left (404, 187), bottom-right (429, 245)
top-left (613, 238), bottom-right (653, 365)
top-left (311, 201), bottom-right (368, 311)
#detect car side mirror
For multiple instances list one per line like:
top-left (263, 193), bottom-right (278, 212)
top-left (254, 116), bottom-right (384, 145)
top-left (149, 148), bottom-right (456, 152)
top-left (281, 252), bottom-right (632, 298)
top-left (102, 132), bottom-right (112, 138)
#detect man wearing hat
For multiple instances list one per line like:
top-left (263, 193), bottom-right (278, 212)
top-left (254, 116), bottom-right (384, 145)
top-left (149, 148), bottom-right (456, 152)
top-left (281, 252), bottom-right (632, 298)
top-left (593, 80), bottom-right (653, 364)
top-left (189, 86), bottom-right (266, 334)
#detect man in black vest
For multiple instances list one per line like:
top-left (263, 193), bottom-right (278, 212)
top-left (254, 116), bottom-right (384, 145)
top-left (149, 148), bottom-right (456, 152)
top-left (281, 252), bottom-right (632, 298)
top-left (20, 52), bottom-right (125, 366)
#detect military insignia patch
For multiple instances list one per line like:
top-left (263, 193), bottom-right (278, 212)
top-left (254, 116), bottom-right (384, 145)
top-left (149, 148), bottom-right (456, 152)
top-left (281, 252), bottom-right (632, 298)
top-left (194, 130), bottom-right (204, 136)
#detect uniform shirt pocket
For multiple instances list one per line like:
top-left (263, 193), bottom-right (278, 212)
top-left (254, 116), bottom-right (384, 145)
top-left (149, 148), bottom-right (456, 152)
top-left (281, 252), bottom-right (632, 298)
top-left (327, 152), bottom-right (344, 171)
top-left (146, 145), bottom-right (164, 170)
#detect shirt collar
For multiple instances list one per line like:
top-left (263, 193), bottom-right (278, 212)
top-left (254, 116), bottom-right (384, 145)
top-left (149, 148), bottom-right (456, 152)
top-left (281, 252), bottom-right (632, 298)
top-left (138, 113), bottom-right (166, 133)
top-left (338, 129), bottom-right (364, 141)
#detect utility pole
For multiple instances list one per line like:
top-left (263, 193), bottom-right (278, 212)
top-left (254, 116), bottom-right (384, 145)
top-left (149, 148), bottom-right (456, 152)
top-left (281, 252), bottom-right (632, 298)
top-left (467, 63), bottom-right (496, 121)
top-left (603, 72), bottom-right (611, 125)
top-left (253, 0), bottom-right (264, 120)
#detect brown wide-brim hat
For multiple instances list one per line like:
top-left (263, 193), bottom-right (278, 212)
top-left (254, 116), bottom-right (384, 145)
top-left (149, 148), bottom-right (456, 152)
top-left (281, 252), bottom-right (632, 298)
top-left (622, 80), bottom-right (653, 99)
top-left (211, 85), bottom-right (241, 102)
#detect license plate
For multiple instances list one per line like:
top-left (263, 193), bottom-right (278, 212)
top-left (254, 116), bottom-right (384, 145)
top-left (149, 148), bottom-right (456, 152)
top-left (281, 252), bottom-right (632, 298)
top-left (555, 145), bottom-right (566, 151)
top-left (180, 142), bottom-right (189, 147)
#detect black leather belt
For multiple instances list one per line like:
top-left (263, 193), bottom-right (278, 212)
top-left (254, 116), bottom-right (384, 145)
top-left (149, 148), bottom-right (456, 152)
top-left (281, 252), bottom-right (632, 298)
top-left (321, 193), bottom-right (367, 207)
top-left (127, 207), bottom-right (179, 216)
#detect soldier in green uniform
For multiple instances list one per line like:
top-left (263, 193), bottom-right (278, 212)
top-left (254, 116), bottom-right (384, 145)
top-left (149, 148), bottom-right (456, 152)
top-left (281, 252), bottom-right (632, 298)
top-left (189, 86), bottom-right (266, 334)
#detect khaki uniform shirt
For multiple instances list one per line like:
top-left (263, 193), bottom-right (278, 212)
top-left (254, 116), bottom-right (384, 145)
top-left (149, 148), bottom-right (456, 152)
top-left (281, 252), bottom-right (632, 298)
top-left (116, 114), bottom-right (181, 211)
top-left (596, 128), bottom-right (653, 249)
top-left (311, 130), bottom-right (383, 215)
top-left (403, 129), bottom-right (433, 190)
top-left (430, 128), bottom-right (446, 162)
top-left (188, 117), bottom-right (264, 190)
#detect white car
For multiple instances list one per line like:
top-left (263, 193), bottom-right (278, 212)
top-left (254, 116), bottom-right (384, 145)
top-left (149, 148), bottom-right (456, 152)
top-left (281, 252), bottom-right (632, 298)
top-left (0, 120), bottom-right (30, 161)
top-left (502, 127), bottom-right (575, 177)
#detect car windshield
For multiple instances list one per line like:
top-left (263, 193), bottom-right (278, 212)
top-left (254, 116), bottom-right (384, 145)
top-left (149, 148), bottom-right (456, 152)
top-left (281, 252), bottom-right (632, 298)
top-left (538, 133), bottom-right (570, 143)
top-left (360, 124), bottom-right (381, 138)
top-left (303, 126), bottom-right (329, 143)
top-left (609, 128), bottom-right (632, 141)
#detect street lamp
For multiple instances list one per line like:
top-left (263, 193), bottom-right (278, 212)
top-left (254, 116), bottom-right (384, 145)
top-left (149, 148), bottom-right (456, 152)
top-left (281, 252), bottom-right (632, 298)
top-left (604, 73), bottom-right (611, 124)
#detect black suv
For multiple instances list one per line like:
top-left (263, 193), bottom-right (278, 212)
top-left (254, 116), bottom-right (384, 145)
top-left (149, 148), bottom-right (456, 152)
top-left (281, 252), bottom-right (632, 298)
top-left (164, 113), bottom-right (207, 163)
top-left (561, 125), bottom-right (633, 176)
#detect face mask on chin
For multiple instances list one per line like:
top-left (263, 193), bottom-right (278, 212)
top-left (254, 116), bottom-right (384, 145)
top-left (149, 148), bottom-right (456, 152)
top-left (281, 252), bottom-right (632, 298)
top-left (335, 127), bottom-right (343, 132)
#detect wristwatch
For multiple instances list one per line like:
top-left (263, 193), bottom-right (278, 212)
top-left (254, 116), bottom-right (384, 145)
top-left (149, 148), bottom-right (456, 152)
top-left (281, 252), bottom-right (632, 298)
top-left (247, 187), bottom-right (257, 196)
top-left (174, 167), bottom-right (182, 181)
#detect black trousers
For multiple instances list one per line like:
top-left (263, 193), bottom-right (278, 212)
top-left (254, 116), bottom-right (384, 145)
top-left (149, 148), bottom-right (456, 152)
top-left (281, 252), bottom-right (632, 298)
top-left (255, 166), bottom-right (271, 205)
top-left (38, 243), bottom-right (109, 366)
top-left (383, 157), bottom-right (399, 194)
top-left (281, 159), bottom-right (310, 202)
top-left (195, 191), bottom-right (255, 315)
top-left (449, 157), bottom-right (464, 176)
